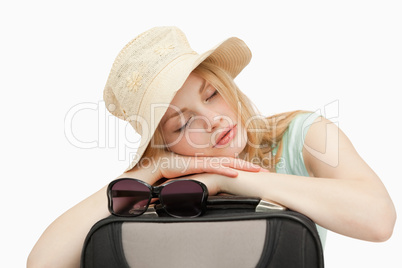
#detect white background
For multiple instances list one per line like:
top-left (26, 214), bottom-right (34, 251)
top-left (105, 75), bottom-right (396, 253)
top-left (1, 1), bottom-right (401, 267)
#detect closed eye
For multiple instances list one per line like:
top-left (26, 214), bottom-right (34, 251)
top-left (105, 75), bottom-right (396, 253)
top-left (175, 116), bottom-right (192, 132)
top-left (206, 90), bottom-right (218, 102)
top-left (174, 88), bottom-right (218, 132)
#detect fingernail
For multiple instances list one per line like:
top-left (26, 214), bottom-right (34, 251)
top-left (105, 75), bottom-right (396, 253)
top-left (260, 168), bottom-right (270, 172)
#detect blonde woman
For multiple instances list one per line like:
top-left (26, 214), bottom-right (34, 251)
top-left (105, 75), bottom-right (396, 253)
top-left (28, 27), bottom-right (396, 268)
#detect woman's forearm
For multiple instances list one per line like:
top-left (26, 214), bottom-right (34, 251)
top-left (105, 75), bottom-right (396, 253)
top-left (27, 165), bottom-right (166, 268)
top-left (26, 156), bottom-right (249, 268)
top-left (220, 170), bottom-right (396, 242)
top-left (27, 185), bottom-right (109, 268)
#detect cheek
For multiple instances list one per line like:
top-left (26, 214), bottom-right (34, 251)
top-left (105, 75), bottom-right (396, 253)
top-left (168, 139), bottom-right (196, 156)
top-left (163, 133), bottom-right (184, 148)
top-left (178, 131), bottom-right (208, 147)
top-left (167, 132), bottom-right (210, 154)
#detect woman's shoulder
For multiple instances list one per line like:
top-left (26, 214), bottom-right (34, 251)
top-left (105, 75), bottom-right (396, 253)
top-left (276, 111), bottom-right (322, 176)
top-left (287, 112), bottom-right (322, 136)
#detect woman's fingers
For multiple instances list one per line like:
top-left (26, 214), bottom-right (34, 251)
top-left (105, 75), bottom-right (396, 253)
top-left (226, 158), bottom-right (263, 172)
top-left (198, 164), bottom-right (238, 177)
top-left (157, 153), bottom-right (269, 179)
top-left (182, 157), bottom-right (239, 177)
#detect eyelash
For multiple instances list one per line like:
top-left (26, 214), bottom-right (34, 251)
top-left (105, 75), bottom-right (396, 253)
top-left (206, 90), bottom-right (218, 102)
top-left (176, 120), bottom-right (190, 132)
top-left (175, 90), bottom-right (218, 132)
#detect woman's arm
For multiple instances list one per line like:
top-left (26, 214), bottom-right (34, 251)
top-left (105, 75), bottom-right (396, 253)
top-left (27, 185), bottom-right (109, 268)
top-left (199, 117), bottom-right (396, 242)
top-left (27, 165), bottom-right (164, 268)
top-left (27, 155), bottom-right (262, 268)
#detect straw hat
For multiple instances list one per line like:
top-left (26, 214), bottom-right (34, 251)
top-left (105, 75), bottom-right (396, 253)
top-left (103, 26), bottom-right (252, 171)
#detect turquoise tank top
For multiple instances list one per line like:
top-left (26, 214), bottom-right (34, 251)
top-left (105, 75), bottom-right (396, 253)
top-left (272, 112), bottom-right (327, 248)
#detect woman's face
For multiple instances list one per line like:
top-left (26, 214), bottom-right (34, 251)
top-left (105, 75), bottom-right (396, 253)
top-left (160, 73), bottom-right (247, 158)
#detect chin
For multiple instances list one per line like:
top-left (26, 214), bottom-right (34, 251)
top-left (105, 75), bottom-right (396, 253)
top-left (215, 147), bottom-right (245, 158)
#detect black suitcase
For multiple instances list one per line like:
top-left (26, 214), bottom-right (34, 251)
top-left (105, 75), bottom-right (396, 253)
top-left (81, 196), bottom-right (324, 268)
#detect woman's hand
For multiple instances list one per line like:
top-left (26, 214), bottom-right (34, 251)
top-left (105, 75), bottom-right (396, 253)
top-left (125, 151), bottom-right (268, 185)
top-left (158, 151), bottom-right (266, 178)
top-left (180, 172), bottom-right (226, 196)
top-left (162, 165), bottom-right (270, 196)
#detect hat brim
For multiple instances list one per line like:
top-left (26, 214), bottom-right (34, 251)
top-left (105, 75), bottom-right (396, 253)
top-left (125, 37), bottom-right (251, 171)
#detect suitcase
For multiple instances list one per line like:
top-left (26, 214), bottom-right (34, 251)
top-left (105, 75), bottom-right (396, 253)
top-left (81, 196), bottom-right (324, 268)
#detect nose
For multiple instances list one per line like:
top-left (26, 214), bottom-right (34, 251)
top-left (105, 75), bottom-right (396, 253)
top-left (201, 110), bottom-right (228, 133)
top-left (189, 108), bottom-right (224, 132)
top-left (208, 115), bottom-right (225, 132)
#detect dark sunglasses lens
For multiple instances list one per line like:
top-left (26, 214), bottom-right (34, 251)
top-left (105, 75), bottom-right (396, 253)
top-left (111, 180), bottom-right (151, 216)
top-left (161, 181), bottom-right (205, 217)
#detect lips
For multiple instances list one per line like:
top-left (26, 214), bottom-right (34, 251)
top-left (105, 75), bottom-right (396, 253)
top-left (213, 124), bottom-right (237, 148)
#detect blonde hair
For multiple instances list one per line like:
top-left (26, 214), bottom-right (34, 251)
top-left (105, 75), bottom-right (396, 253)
top-left (142, 61), bottom-right (306, 170)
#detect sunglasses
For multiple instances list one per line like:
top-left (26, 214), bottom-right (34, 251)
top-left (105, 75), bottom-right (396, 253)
top-left (107, 178), bottom-right (209, 218)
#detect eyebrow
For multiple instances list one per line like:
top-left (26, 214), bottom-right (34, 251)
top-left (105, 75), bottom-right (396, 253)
top-left (163, 79), bottom-right (207, 125)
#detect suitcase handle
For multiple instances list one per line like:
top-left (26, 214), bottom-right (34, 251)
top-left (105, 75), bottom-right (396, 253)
top-left (207, 195), bottom-right (287, 211)
top-left (144, 196), bottom-right (287, 217)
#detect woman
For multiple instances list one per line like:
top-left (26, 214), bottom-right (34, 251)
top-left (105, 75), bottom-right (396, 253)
top-left (28, 26), bottom-right (396, 268)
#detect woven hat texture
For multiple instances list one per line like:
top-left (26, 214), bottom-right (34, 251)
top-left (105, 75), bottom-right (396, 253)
top-left (103, 26), bottom-right (252, 170)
